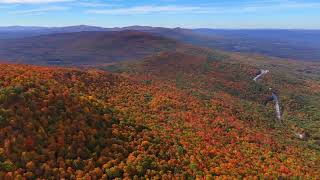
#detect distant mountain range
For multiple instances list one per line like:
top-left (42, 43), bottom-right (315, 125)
top-left (192, 29), bottom-right (320, 61)
top-left (0, 25), bottom-right (319, 61)
top-left (0, 30), bottom-right (182, 65)
top-left (0, 25), bottom-right (106, 39)
top-left (0, 25), bottom-right (107, 32)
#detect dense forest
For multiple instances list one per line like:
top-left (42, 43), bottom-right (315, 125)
top-left (0, 47), bottom-right (319, 179)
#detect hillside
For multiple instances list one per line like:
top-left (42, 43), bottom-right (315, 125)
top-left (138, 28), bottom-right (320, 61)
top-left (0, 31), bottom-right (181, 65)
top-left (104, 49), bottom-right (320, 153)
top-left (116, 27), bottom-right (320, 61)
top-left (0, 63), bottom-right (319, 178)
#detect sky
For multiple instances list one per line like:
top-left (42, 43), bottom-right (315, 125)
top-left (0, 0), bottom-right (319, 29)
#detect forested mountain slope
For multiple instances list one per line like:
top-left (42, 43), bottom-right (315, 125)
top-left (104, 48), bottom-right (320, 155)
top-left (0, 63), bottom-right (319, 178)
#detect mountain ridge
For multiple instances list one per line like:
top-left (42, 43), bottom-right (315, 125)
top-left (0, 30), bottom-right (183, 65)
top-left (0, 25), bottom-right (320, 61)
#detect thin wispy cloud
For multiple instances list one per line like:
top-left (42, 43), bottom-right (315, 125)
top-left (0, 0), bottom-right (73, 4)
top-left (87, 1), bottom-right (320, 15)
top-left (78, 2), bottom-right (114, 7)
top-left (235, 0), bottom-right (320, 12)
top-left (10, 6), bottom-right (67, 14)
top-left (88, 5), bottom-right (201, 15)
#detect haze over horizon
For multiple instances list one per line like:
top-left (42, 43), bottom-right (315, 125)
top-left (0, 0), bottom-right (320, 29)
top-left (1, 24), bottom-right (320, 30)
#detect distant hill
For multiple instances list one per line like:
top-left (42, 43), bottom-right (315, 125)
top-left (0, 26), bottom-right (46, 32)
top-left (0, 30), bottom-right (181, 65)
top-left (136, 27), bottom-right (320, 61)
top-left (192, 29), bottom-right (320, 61)
top-left (1, 25), bottom-right (319, 61)
top-left (110, 26), bottom-right (320, 61)
top-left (0, 25), bottom-right (106, 39)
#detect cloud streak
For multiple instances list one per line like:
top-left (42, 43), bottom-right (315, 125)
top-left (88, 5), bottom-right (201, 15)
top-left (78, 2), bottom-right (114, 7)
top-left (0, 0), bottom-right (73, 4)
top-left (10, 6), bottom-right (67, 14)
top-left (87, 1), bottom-right (320, 15)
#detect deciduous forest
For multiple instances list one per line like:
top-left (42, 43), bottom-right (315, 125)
top-left (0, 46), bottom-right (319, 179)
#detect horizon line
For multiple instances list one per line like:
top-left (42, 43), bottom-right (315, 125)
top-left (0, 24), bottom-right (320, 30)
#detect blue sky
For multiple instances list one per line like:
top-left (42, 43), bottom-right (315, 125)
top-left (0, 0), bottom-right (319, 29)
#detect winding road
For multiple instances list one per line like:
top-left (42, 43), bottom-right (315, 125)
top-left (253, 69), bottom-right (282, 122)
top-left (272, 92), bottom-right (282, 122)
top-left (253, 69), bottom-right (311, 140)
top-left (253, 69), bottom-right (269, 81)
